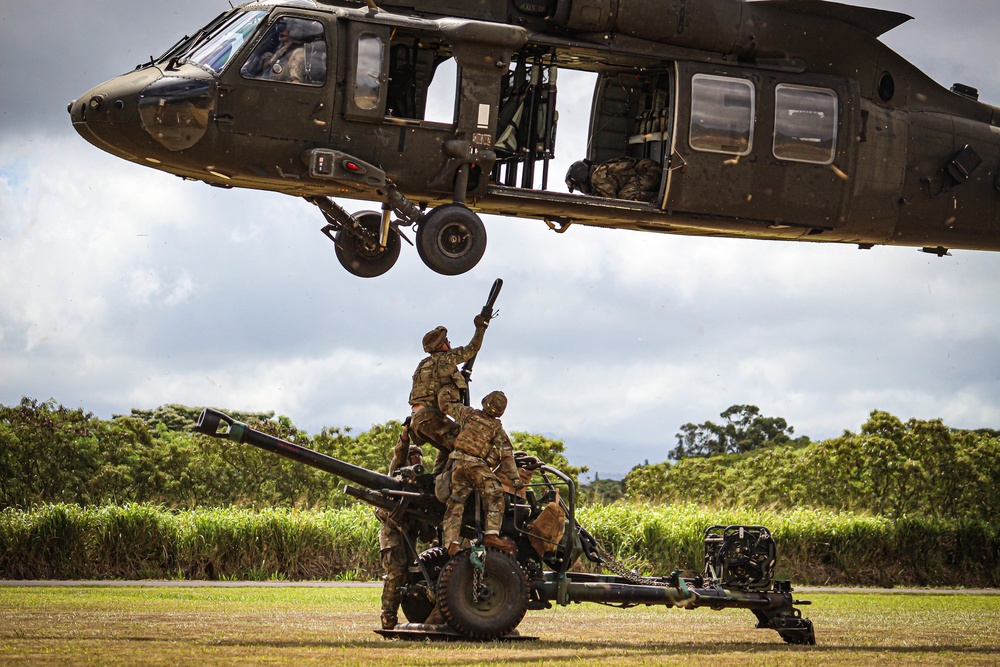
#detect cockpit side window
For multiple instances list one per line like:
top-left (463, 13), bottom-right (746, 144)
top-left (689, 74), bottom-right (755, 156)
top-left (241, 16), bottom-right (328, 86)
top-left (184, 10), bottom-right (268, 74)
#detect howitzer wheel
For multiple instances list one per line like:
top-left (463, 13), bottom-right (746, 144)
top-left (334, 210), bottom-right (400, 278)
top-left (400, 547), bottom-right (450, 623)
top-left (437, 548), bottom-right (528, 640)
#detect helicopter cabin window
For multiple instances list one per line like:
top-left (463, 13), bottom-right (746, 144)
top-left (773, 84), bottom-right (838, 164)
top-left (386, 29), bottom-right (456, 124)
top-left (689, 74), bottom-right (754, 156)
top-left (240, 16), bottom-right (327, 85)
top-left (186, 10), bottom-right (268, 74)
top-left (354, 33), bottom-right (384, 110)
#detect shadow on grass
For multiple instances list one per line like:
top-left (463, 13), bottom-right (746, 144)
top-left (209, 637), bottom-right (1000, 657)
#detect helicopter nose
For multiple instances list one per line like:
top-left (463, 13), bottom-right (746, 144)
top-left (69, 66), bottom-right (214, 159)
top-left (69, 67), bottom-right (164, 159)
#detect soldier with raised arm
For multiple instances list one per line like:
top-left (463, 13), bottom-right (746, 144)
top-left (438, 389), bottom-right (521, 556)
top-left (408, 315), bottom-right (489, 478)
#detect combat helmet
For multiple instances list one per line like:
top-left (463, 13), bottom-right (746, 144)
top-left (482, 390), bottom-right (507, 417)
top-left (565, 159), bottom-right (594, 194)
top-left (422, 326), bottom-right (448, 352)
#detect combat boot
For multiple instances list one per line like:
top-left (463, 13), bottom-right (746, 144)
top-left (380, 610), bottom-right (398, 630)
top-left (483, 534), bottom-right (516, 555)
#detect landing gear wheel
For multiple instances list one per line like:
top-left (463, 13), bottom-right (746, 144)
top-left (437, 548), bottom-right (528, 639)
top-left (334, 210), bottom-right (400, 278)
top-left (400, 547), bottom-right (450, 623)
top-left (415, 204), bottom-right (486, 276)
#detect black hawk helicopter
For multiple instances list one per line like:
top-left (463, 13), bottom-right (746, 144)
top-left (70, 0), bottom-right (1000, 277)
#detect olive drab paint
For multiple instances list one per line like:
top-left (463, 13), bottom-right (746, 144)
top-left (195, 407), bottom-right (817, 644)
top-left (70, 0), bottom-right (1000, 278)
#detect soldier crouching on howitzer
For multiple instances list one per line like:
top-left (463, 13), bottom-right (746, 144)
top-left (408, 315), bottom-right (490, 483)
top-left (376, 422), bottom-right (431, 630)
top-left (438, 389), bottom-right (522, 556)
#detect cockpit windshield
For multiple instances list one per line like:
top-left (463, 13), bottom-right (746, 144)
top-left (181, 10), bottom-right (269, 74)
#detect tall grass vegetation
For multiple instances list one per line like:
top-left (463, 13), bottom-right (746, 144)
top-left (1, 398), bottom-right (997, 585)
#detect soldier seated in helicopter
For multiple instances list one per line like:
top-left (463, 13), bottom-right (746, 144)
top-left (565, 156), bottom-right (662, 202)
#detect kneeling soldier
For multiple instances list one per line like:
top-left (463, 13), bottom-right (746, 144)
top-left (438, 389), bottom-right (522, 556)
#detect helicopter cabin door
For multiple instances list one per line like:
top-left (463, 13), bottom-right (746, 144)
top-left (664, 62), bottom-right (855, 232)
top-left (216, 13), bottom-right (333, 142)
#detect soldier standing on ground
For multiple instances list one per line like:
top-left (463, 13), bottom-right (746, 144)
top-left (376, 423), bottom-right (425, 630)
top-left (438, 389), bottom-right (521, 556)
top-left (408, 316), bottom-right (490, 481)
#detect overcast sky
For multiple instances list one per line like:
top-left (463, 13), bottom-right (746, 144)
top-left (2, 0), bottom-right (999, 478)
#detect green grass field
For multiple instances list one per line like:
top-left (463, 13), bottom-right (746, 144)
top-left (1, 586), bottom-right (997, 666)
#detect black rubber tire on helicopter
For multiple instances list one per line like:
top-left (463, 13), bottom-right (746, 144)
top-left (437, 548), bottom-right (528, 639)
top-left (334, 210), bottom-right (400, 278)
top-left (415, 204), bottom-right (487, 276)
top-left (399, 546), bottom-right (451, 623)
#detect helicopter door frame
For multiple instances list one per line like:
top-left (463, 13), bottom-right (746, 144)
top-left (583, 68), bottom-right (674, 204)
top-left (344, 22), bottom-right (390, 122)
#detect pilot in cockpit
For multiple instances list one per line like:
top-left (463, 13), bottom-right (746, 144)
top-left (257, 20), bottom-right (306, 83)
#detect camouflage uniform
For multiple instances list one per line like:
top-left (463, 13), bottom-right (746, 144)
top-left (259, 26), bottom-right (306, 83)
top-left (408, 316), bottom-right (488, 476)
top-left (376, 507), bottom-right (407, 629)
top-left (376, 435), bottom-right (424, 630)
top-left (438, 391), bottom-right (520, 550)
top-left (566, 157), bottom-right (662, 202)
top-left (591, 157), bottom-right (662, 201)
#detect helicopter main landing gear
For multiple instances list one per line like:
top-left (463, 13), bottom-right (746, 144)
top-left (330, 210), bottom-right (401, 278)
top-left (309, 195), bottom-right (488, 277)
top-left (311, 197), bottom-right (401, 278)
top-left (415, 204), bottom-right (487, 276)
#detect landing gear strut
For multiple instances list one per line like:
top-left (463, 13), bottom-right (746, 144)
top-left (310, 197), bottom-right (401, 278)
top-left (309, 192), bottom-right (488, 277)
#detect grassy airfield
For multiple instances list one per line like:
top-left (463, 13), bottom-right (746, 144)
top-left (1, 586), bottom-right (997, 666)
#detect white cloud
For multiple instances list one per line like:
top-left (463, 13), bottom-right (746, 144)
top-left (1, 0), bottom-right (999, 477)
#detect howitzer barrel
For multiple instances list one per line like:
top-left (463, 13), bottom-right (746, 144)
top-left (194, 408), bottom-right (404, 493)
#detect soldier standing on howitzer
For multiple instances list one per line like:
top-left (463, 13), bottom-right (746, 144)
top-left (376, 422), bottom-right (429, 630)
top-left (408, 315), bottom-right (490, 483)
top-left (438, 389), bottom-right (522, 556)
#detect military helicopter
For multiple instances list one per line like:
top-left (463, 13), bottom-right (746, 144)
top-left (70, 0), bottom-right (1000, 278)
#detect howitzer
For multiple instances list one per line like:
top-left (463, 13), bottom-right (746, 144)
top-left (459, 278), bottom-right (502, 406)
top-left (195, 408), bottom-right (815, 645)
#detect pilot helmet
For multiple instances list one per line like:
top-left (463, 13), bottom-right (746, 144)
top-left (482, 390), bottom-right (507, 418)
top-left (422, 326), bottom-right (448, 352)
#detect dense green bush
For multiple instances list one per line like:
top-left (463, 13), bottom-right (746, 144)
top-left (625, 411), bottom-right (1000, 523)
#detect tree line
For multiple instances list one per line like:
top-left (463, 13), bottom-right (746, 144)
top-left (625, 409), bottom-right (1000, 523)
top-left (0, 398), bottom-right (583, 510)
top-left (2, 398), bottom-right (997, 524)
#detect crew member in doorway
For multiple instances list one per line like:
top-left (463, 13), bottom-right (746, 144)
top-left (566, 156), bottom-right (662, 202)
